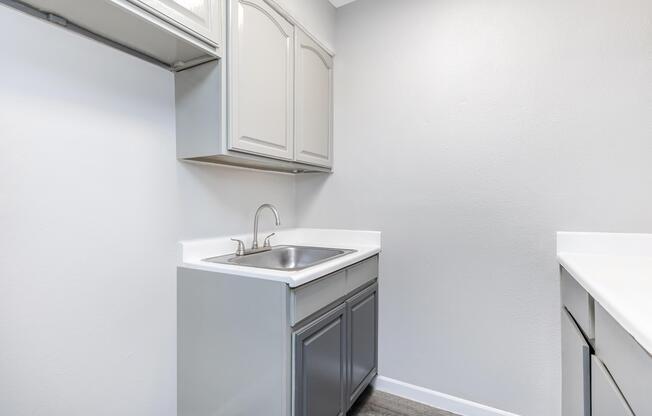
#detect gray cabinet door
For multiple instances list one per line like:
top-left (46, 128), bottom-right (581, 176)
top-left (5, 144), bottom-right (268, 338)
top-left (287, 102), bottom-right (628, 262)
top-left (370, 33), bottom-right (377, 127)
top-left (591, 356), bottom-right (634, 416)
top-left (562, 308), bottom-right (591, 416)
top-left (346, 283), bottom-right (378, 408)
top-left (293, 303), bottom-right (347, 416)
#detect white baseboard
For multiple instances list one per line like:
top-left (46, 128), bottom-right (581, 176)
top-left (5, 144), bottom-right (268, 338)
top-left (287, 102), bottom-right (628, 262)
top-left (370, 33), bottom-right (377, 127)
top-left (372, 375), bottom-right (521, 416)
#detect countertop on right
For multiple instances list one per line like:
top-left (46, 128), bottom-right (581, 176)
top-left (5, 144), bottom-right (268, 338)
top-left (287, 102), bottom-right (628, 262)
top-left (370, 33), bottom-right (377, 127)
top-left (557, 231), bottom-right (652, 356)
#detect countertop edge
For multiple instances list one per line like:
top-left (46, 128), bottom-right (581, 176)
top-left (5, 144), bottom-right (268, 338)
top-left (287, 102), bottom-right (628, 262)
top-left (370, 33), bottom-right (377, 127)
top-left (180, 247), bottom-right (381, 288)
top-left (557, 252), bottom-right (652, 356)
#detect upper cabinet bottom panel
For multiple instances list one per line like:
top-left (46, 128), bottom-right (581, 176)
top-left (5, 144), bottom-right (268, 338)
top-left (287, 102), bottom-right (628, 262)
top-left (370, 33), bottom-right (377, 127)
top-left (133, 0), bottom-right (222, 46)
top-left (19, 0), bottom-right (222, 69)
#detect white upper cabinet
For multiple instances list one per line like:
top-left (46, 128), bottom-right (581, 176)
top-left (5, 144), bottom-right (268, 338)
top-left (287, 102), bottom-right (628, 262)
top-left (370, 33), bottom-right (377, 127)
top-left (228, 0), bottom-right (295, 161)
top-left (175, 0), bottom-right (335, 173)
top-left (294, 29), bottom-right (333, 168)
top-left (132, 0), bottom-right (222, 46)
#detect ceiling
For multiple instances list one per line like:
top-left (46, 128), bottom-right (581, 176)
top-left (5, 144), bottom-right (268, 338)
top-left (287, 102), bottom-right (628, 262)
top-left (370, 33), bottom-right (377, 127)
top-left (329, 0), bottom-right (358, 7)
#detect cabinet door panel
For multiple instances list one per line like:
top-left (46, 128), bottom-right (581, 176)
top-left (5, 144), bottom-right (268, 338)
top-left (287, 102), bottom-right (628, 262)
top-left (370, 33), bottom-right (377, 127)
top-left (347, 283), bottom-right (378, 407)
top-left (591, 356), bottom-right (634, 416)
top-left (562, 308), bottom-right (591, 416)
top-left (133, 0), bottom-right (222, 45)
top-left (229, 0), bottom-right (294, 160)
top-left (295, 29), bottom-right (333, 167)
top-left (293, 304), bottom-right (346, 416)
top-left (595, 303), bottom-right (652, 416)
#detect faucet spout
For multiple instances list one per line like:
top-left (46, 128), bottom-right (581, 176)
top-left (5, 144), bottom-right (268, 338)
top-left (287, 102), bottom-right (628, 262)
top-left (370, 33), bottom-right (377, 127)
top-left (252, 204), bottom-right (281, 249)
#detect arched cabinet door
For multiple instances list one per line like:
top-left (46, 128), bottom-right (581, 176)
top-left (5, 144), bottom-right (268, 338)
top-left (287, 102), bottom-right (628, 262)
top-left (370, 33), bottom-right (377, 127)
top-left (228, 0), bottom-right (295, 160)
top-left (295, 29), bottom-right (334, 168)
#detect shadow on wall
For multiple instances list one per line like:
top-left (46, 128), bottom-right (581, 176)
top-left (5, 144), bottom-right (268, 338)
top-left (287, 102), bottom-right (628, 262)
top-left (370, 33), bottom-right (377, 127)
top-left (176, 161), bottom-right (298, 240)
top-left (295, 171), bottom-right (331, 216)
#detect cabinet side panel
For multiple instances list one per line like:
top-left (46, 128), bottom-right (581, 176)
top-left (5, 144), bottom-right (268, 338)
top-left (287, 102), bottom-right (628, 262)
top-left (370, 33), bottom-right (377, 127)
top-left (178, 267), bottom-right (290, 416)
top-left (175, 60), bottom-right (223, 159)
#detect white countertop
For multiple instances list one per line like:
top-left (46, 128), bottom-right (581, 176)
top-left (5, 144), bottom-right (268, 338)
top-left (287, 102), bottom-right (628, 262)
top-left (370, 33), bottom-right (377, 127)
top-left (179, 228), bottom-right (381, 287)
top-left (557, 232), bottom-right (652, 355)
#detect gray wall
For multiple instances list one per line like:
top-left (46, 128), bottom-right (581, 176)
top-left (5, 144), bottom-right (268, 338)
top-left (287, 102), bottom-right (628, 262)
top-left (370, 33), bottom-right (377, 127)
top-left (277, 0), bottom-right (336, 50)
top-left (178, 163), bottom-right (296, 240)
top-left (296, 0), bottom-right (652, 415)
top-left (0, 5), bottom-right (298, 415)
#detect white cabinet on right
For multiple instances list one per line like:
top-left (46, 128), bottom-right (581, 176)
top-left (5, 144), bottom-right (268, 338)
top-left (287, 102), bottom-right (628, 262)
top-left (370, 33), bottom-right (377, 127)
top-left (294, 29), bottom-right (334, 168)
top-left (560, 266), bottom-right (652, 416)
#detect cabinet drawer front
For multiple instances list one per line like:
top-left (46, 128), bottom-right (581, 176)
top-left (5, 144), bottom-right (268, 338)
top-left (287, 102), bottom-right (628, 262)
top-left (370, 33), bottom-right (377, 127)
top-left (346, 256), bottom-right (379, 293)
top-left (595, 303), bottom-right (652, 416)
top-left (561, 267), bottom-right (594, 342)
top-left (291, 271), bottom-right (346, 326)
top-left (591, 356), bottom-right (635, 416)
top-left (562, 308), bottom-right (591, 416)
top-left (290, 256), bottom-right (379, 327)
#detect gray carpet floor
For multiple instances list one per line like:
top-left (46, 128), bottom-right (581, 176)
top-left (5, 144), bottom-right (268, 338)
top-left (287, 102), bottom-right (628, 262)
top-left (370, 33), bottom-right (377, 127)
top-left (348, 388), bottom-right (460, 416)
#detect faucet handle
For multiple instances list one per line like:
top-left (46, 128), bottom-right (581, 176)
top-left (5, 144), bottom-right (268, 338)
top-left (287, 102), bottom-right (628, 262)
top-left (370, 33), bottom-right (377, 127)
top-left (263, 233), bottom-right (276, 248)
top-left (231, 238), bottom-right (246, 256)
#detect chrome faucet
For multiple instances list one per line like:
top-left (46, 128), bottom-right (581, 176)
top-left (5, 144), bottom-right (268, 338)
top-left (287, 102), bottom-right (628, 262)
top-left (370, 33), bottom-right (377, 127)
top-left (231, 204), bottom-right (281, 256)
top-left (253, 203), bottom-right (281, 249)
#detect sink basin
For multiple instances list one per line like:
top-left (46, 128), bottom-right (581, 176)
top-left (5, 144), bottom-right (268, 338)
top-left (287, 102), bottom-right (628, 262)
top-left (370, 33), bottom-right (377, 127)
top-left (203, 245), bottom-right (356, 271)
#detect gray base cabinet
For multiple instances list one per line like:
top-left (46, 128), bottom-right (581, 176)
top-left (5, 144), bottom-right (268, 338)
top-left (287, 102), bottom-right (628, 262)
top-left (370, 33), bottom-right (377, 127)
top-left (179, 255), bottom-right (379, 416)
top-left (293, 282), bottom-right (378, 416)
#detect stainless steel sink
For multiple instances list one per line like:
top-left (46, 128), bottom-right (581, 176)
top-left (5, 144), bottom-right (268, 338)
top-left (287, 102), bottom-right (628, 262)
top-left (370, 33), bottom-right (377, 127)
top-left (203, 245), bottom-right (356, 271)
